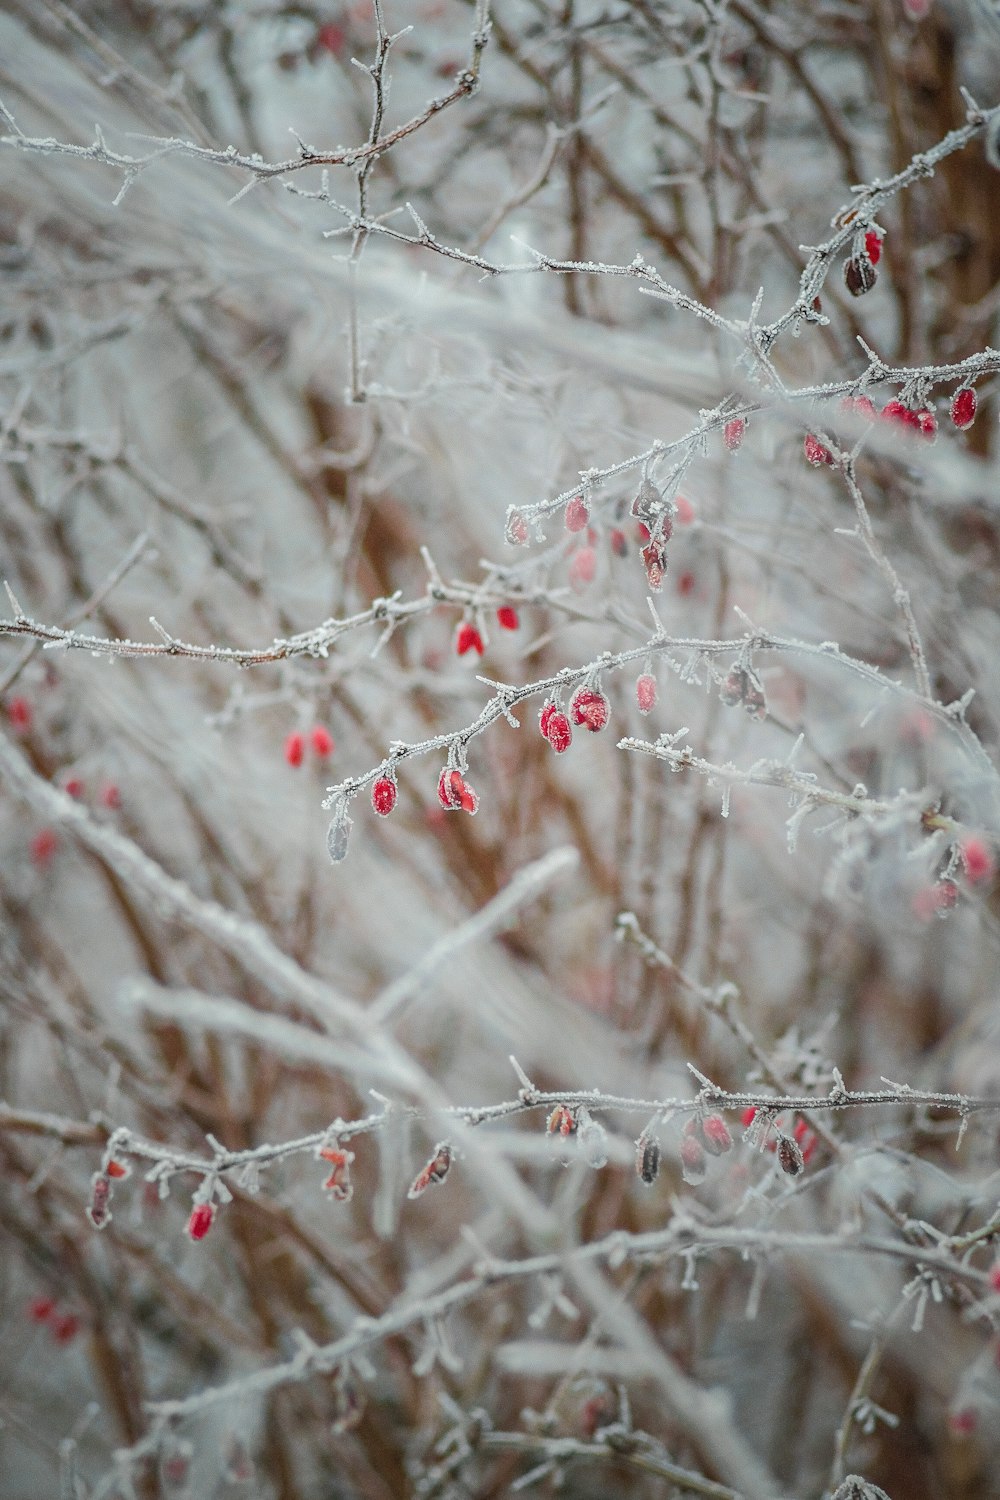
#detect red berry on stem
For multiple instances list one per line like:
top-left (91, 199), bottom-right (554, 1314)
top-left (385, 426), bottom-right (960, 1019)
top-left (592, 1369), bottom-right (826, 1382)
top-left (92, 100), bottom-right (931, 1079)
top-left (636, 674), bottom-right (657, 714)
top-left (564, 495), bottom-right (589, 532)
top-left (372, 776), bottom-right (397, 816)
top-left (804, 433), bottom-right (833, 466)
top-left (864, 228), bottom-right (882, 264)
top-left (285, 732), bottom-right (305, 768)
top-left (570, 687), bottom-right (609, 732)
top-left (310, 725), bottom-right (334, 757)
top-left (701, 1114), bottom-right (733, 1156)
top-left (915, 407), bottom-right (937, 441)
top-left (545, 711), bottom-right (572, 753)
top-left (455, 621), bottom-right (485, 656)
top-left (539, 701), bottom-right (557, 739)
top-left (496, 606), bottom-right (519, 631)
top-left (507, 511), bottom-right (529, 546)
top-left (960, 835), bottom-right (994, 885)
top-left (951, 387), bottom-right (977, 430)
top-left (723, 417), bottom-right (745, 451)
top-left (187, 1202), bottom-right (215, 1241)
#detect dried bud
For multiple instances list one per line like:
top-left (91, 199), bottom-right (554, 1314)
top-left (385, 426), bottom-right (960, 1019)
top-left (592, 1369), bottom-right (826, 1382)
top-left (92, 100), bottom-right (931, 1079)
top-left (569, 687), bottom-right (609, 732)
top-left (547, 1105), bottom-right (577, 1137)
top-left (87, 1172), bottom-right (113, 1230)
top-left (326, 809), bottom-right (353, 863)
top-left (950, 386), bottom-right (977, 430)
top-left (319, 1145), bottom-right (355, 1201)
top-left (564, 495), bottom-right (589, 532)
top-left (408, 1143), bottom-right (452, 1198)
top-left (700, 1114), bottom-right (733, 1156)
top-left (631, 478), bottom-right (661, 524)
top-left (372, 775), bottom-right (397, 816)
top-left (680, 1132), bottom-right (707, 1185)
top-left (832, 1479), bottom-right (891, 1500)
top-left (776, 1134), bottom-right (805, 1177)
top-left (720, 665), bottom-right (766, 719)
top-left (723, 417), bottom-right (746, 451)
top-left (636, 674), bottom-right (657, 714)
top-left (844, 255), bottom-right (877, 296)
top-left (636, 1136), bottom-right (660, 1184)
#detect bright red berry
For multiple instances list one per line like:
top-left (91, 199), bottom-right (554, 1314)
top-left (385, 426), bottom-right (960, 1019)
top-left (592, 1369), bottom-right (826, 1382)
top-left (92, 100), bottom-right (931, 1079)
top-left (570, 687), bottom-right (609, 732)
top-left (569, 546), bottom-right (596, 591)
top-left (951, 387), bottom-right (977, 430)
top-left (455, 621), bottom-right (485, 656)
top-left (285, 733), bottom-right (305, 768)
top-left (915, 407), bottom-right (937, 440)
top-left (960, 835), bottom-right (994, 885)
top-left (539, 701), bottom-right (557, 739)
top-left (63, 777), bottom-right (84, 799)
top-left (187, 1202), bottom-right (215, 1241)
top-left (741, 1107), bottom-right (757, 1127)
top-left (882, 400), bottom-right (920, 430)
top-left (864, 229), bottom-right (882, 264)
top-left (437, 768), bottom-right (478, 813)
top-left (7, 696), bottom-right (32, 733)
top-left (372, 776), bottom-right (397, 816)
top-left (723, 417), bottom-right (745, 451)
top-left (310, 725), bottom-right (334, 757)
top-left (496, 606), bottom-right (519, 631)
top-left (564, 495), bottom-right (589, 532)
top-left (804, 433), bottom-right (833, 466)
top-left (636, 674), bottom-right (657, 714)
top-left (105, 1159), bottom-right (128, 1179)
top-left (30, 828), bottom-right (58, 866)
top-left (545, 711), bottom-right (572, 753)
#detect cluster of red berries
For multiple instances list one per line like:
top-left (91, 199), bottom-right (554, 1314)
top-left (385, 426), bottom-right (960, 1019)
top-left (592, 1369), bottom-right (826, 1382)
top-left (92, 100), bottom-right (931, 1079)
top-left (455, 607), bottom-right (520, 657)
top-left (679, 1113), bottom-right (734, 1184)
top-left (28, 1296), bottom-right (81, 1345)
top-left (285, 725), bottom-right (334, 767)
top-left (538, 684), bottom-right (610, 752)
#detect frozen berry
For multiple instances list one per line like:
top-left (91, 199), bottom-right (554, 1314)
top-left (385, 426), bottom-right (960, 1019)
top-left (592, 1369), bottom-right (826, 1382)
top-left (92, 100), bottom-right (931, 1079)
top-left (723, 417), bottom-right (745, 451)
top-left (372, 776), bottom-right (397, 816)
top-left (564, 495), bottom-right (589, 532)
top-left (187, 1203), bottom-right (216, 1241)
top-left (455, 621), bottom-right (485, 656)
top-left (636, 674), bottom-right (657, 714)
top-left (569, 687), bottom-right (609, 732)
top-left (951, 387), bottom-right (977, 430)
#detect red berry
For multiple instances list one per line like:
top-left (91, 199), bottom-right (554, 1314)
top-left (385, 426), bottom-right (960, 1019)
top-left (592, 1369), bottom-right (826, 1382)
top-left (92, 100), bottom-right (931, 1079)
top-left (960, 835), bottom-right (994, 885)
top-left (105, 1159), bottom-right (128, 1179)
top-left (569, 687), bottom-right (609, 733)
top-left (701, 1114), bottom-right (733, 1156)
top-left (680, 1133), bottom-right (706, 1185)
top-left (285, 732), bottom-right (305, 768)
top-left (319, 1144), bottom-right (355, 1200)
top-left (507, 511), bottom-right (529, 546)
top-left (610, 527), bottom-right (628, 557)
top-left (569, 546), bottom-right (596, 591)
top-left (951, 387), bottom-right (977, 430)
top-left (642, 538), bottom-right (668, 592)
top-left (99, 783), bottom-right (121, 810)
top-left (949, 1408), bottom-right (977, 1438)
top-left (496, 606), bottom-right (519, 631)
top-left (371, 776), bottom-right (397, 816)
top-left (29, 1296), bottom-right (56, 1323)
top-left (407, 1143), bottom-right (452, 1199)
top-left (882, 400), bottom-right (919, 430)
top-left (723, 417), bottom-right (745, 451)
top-left (539, 701), bottom-right (557, 739)
top-left (864, 228), bottom-right (882, 265)
top-left (7, 696), bottom-right (32, 732)
top-left (545, 711), bottom-right (572, 754)
top-left (675, 494), bottom-right (695, 524)
top-left (437, 768), bottom-right (478, 813)
top-left (30, 828), bottom-right (58, 866)
top-left (455, 621), bottom-right (485, 656)
top-left (187, 1202), bottom-right (215, 1241)
top-left (741, 1107), bottom-right (757, 1127)
top-left (676, 570), bottom-right (696, 596)
top-left (840, 394), bottom-right (877, 422)
top-left (915, 407), bottom-right (937, 441)
top-left (314, 22), bottom-right (346, 55)
top-left (989, 1261), bottom-right (1000, 1294)
top-left (564, 495), bottom-right (589, 532)
top-left (310, 725), bottom-right (334, 757)
top-left (63, 777), bottom-right (85, 799)
top-left (636, 521), bottom-right (651, 543)
top-left (51, 1313), bottom-right (80, 1345)
top-left (636, 674), bottom-right (657, 714)
top-left (804, 433), bottom-right (833, 466)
